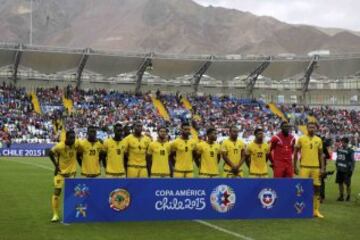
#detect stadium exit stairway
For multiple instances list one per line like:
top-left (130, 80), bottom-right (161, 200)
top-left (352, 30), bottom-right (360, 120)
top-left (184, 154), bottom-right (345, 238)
top-left (268, 102), bottom-right (310, 135)
top-left (181, 96), bottom-right (192, 110)
top-left (298, 116), bottom-right (318, 135)
top-left (268, 103), bottom-right (287, 122)
top-left (151, 96), bottom-right (170, 121)
top-left (63, 96), bottom-right (73, 113)
top-left (30, 91), bottom-right (42, 114)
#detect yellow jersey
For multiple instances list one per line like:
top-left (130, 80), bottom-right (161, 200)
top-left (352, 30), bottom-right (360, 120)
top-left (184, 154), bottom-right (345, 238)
top-left (78, 139), bottom-right (104, 175)
top-left (221, 138), bottom-right (245, 171)
top-left (103, 138), bottom-right (126, 174)
top-left (196, 141), bottom-right (220, 175)
top-left (246, 141), bottom-right (270, 175)
top-left (123, 134), bottom-right (151, 167)
top-left (171, 138), bottom-right (197, 171)
top-left (296, 135), bottom-right (323, 167)
top-left (51, 141), bottom-right (78, 174)
top-left (147, 140), bottom-right (171, 175)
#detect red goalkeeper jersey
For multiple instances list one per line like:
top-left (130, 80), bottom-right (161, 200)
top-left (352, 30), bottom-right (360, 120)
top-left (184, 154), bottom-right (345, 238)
top-left (270, 132), bottom-right (295, 166)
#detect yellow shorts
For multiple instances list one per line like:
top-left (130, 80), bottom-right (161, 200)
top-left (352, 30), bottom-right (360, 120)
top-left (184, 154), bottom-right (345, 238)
top-left (54, 173), bottom-right (76, 189)
top-left (81, 173), bottom-right (100, 178)
top-left (105, 173), bottom-right (126, 178)
top-left (300, 167), bottom-right (321, 186)
top-left (151, 173), bottom-right (170, 178)
top-left (223, 170), bottom-right (244, 178)
top-left (199, 173), bottom-right (219, 178)
top-left (249, 173), bottom-right (268, 178)
top-left (127, 166), bottom-right (148, 178)
top-left (173, 170), bottom-right (194, 178)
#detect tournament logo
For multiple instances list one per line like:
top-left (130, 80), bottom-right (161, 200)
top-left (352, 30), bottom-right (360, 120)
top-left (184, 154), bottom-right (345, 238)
top-left (258, 188), bottom-right (277, 209)
top-left (294, 202), bottom-right (305, 214)
top-left (74, 184), bottom-right (90, 198)
top-left (75, 204), bottom-right (87, 218)
top-left (295, 183), bottom-right (304, 197)
top-left (109, 188), bottom-right (131, 211)
top-left (210, 185), bottom-right (236, 213)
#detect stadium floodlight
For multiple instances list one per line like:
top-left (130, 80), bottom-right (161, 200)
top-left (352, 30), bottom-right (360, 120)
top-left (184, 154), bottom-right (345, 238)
top-left (193, 56), bottom-right (213, 94)
top-left (135, 57), bottom-right (152, 94)
top-left (301, 55), bottom-right (319, 104)
top-left (245, 56), bottom-right (272, 98)
top-left (26, 0), bottom-right (34, 45)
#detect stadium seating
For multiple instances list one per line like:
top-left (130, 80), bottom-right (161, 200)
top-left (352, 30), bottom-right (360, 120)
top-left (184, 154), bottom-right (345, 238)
top-left (0, 83), bottom-right (359, 149)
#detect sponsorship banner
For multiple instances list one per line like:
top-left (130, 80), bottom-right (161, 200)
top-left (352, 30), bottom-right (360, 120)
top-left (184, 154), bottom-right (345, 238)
top-left (63, 178), bottom-right (313, 223)
top-left (0, 148), bottom-right (47, 157)
top-left (0, 144), bottom-right (52, 157)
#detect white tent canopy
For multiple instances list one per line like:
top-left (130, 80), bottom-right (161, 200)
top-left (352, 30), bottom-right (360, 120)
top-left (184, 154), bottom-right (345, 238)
top-left (0, 44), bottom-right (359, 81)
top-left (21, 50), bottom-right (82, 74)
top-left (85, 54), bottom-right (144, 77)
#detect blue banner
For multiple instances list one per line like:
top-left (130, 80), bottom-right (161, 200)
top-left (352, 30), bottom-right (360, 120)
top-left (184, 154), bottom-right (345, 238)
top-left (0, 143), bottom-right (52, 157)
top-left (63, 178), bottom-right (313, 223)
top-left (0, 148), bottom-right (48, 157)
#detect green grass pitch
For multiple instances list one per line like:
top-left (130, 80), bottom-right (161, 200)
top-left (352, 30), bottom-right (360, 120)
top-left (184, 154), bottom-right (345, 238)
top-left (1, 157), bottom-right (360, 240)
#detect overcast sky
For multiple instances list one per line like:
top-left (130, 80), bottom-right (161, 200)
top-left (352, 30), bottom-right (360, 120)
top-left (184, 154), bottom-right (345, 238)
top-left (194, 0), bottom-right (360, 31)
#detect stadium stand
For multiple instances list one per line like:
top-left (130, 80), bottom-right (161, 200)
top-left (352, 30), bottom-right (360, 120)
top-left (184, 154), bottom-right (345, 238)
top-left (1, 83), bottom-right (359, 150)
top-left (0, 44), bottom-right (359, 150)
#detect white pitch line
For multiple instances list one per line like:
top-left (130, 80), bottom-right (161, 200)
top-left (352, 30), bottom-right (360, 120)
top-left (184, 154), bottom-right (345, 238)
top-left (2, 158), bottom-right (53, 171)
top-left (3, 158), bottom-right (254, 239)
top-left (194, 220), bottom-right (254, 240)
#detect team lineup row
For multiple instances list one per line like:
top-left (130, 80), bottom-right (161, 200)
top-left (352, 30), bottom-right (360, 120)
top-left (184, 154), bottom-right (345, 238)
top-left (49, 121), bottom-right (325, 222)
top-left (50, 122), bottom-right (324, 179)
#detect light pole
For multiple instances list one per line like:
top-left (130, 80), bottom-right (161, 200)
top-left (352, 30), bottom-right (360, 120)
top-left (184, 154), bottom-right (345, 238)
top-left (29, 0), bottom-right (33, 45)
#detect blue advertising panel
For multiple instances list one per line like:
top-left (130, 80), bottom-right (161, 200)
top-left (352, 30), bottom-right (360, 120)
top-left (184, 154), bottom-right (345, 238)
top-left (0, 144), bottom-right (52, 157)
top-left (63, 178), bottom-right (313, 223)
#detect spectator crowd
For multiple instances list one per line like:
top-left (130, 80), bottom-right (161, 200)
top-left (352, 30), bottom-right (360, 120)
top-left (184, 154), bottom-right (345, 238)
top-left (1, 83), bottom-right (359, 149)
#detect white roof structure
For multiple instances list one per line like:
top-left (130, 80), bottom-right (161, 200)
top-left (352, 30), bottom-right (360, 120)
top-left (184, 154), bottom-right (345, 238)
top-left (0, 43), bottom-right (359, 85)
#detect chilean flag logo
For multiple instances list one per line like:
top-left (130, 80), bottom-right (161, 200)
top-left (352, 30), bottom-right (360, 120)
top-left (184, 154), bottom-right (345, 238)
top-left (258, 188), bottom-right (277, 209)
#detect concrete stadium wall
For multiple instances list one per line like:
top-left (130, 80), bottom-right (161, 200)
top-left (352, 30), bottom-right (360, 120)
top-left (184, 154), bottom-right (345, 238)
top-left (250, 89), bottom-right (359, 106)
top-left (1, 78), bottom-right (75, 90)
top-left (1, 77), bottom-right (358, 106)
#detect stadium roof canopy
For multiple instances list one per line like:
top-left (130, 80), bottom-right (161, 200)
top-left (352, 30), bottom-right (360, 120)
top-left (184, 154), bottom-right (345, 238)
top-left (0, 43), bottom-right (360, 82)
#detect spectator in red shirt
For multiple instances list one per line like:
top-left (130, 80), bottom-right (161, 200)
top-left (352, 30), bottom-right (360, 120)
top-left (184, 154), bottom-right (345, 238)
top-left (269, 122), bottom-right (295, 178)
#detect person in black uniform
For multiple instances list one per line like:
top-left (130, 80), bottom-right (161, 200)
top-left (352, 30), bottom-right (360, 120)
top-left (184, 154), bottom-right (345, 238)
top-left (320, 136), bottom-right (333, 202)
top-left (335, 137), bottom-right (355, 201)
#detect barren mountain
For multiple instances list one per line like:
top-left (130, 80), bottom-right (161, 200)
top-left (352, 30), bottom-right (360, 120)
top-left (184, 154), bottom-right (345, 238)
top-left (1, 0), bottom-right (360, 55)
